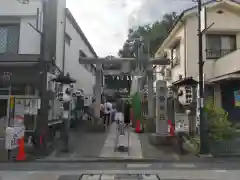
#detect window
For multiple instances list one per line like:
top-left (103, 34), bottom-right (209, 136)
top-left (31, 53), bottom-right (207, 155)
top-left (79, 50), bottom-right (86, 67)
top-left (206, 34), bottom-right (236, 59)
top-left (65, 33), bottom-right (71, 46)
top-left (79, 50), bottom-right (86, 58)
top-left (91, 65), bottom-right (96, 76)
top-left (171, 43), bottom-right (180, 67)
top-left (0, 25), bottom-right (20, 54)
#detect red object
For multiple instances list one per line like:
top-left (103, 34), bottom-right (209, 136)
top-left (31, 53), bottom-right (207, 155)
top-left (40, 135), bottom-right (43, 145)
top-left (16, 137), bottom-right (26, 161)
top-left (135, 119), bottom-right (141, 133)
top-left (168, 120), bottom-right (175, 136)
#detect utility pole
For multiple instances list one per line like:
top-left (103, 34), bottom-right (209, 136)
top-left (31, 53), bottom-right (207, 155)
top-left (38, 0), bottom-right (49, 152)
top-left (18, 0), bottom-right (49, 151)
top-left (197, 0), bottom-right (209, 155)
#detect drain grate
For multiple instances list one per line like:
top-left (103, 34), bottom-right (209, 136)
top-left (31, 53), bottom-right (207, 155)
top-left (79, 174), bottom-right (159, 180)
top-left (78, 174), bottom-right (215, 180)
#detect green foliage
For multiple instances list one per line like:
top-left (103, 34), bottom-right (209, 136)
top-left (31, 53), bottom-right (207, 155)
top-left (190, 136), bottom-right (200, 153)
top-left (118, 12), bottom-right (178, 58)
top-left (204, 97), bottom-right (235, 142)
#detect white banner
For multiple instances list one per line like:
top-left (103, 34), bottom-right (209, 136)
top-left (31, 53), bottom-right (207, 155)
top-left (5, 126), bottom-right (25, 150)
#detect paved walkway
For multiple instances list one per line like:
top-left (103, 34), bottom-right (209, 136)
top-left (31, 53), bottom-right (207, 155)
top-left (43, 122), bottom-right (108, 160)
top-left (100, 123), bottom-right (143, 159)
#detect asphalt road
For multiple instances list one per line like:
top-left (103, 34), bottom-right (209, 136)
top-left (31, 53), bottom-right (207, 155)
top-left (1, 160), bottom-right (240, 170)
top-left (0, 161), bottom-right (240, 180)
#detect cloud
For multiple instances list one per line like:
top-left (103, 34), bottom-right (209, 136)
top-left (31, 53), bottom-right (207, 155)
top-left (66, 0), bottom-right (194, 57)
top-left (128, 0), bottom-right (194, 27)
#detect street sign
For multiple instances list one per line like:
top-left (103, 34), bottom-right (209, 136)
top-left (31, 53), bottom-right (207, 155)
top-left (156, 80), bottom-right (168, 135)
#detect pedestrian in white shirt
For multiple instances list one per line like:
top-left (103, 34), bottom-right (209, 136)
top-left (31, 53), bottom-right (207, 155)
top-left (103, 99), bottom-right (112, 126)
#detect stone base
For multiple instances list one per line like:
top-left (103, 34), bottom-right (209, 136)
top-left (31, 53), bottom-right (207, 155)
top-left (144, 118), bottom-right (155, 133)
top-left (149, 133), bottom-right (175, 146)
top-left (116, 146), bottom-right (129, 152)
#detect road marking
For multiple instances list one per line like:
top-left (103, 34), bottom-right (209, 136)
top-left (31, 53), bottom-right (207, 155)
top-left (172, 163), bottom-right (196, 168)
top-left (142, 174), bottom-right (159, 180)
top-left (214, 170), bottom-right (228, 173)
top-left (127, 164), bottom-right (151, 168)
top-left (45, 150), bottom-right (57, 159)
top-left (81, 174), bottom-right (101, 180)
top-left (70, 151), bottom-right (77, 159)
top-left (172, 152), bottom-right (180, 161)
top-left (100, 174), bottom-right (115, 180)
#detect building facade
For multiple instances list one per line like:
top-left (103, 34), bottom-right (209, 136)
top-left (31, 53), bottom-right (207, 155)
top-left (0, 0), bottom-right (97, 143)
top-left (155, 0), bottom-right (240, 123)
top-left (64, 9), bottom-right (97, 95)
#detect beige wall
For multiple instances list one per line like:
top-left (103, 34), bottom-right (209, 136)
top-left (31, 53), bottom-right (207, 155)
top-left (185, 5), bottom-right (240, 80)
top-left (214, 49), bottom-right (240, 77)
top-left (165, 25), bottom-right (186, 84)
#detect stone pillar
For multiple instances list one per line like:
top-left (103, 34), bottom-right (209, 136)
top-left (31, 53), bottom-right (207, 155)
top-left (155, 80), bottom-right (168, 136)
top-left (146, 65), bottom-right (155, 132)
top-left (147, 65), bottom-right (154, 119)
top-left (95, 63), bottom-right (102, 118)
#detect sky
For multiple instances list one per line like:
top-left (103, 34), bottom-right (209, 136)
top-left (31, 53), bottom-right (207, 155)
top-left (66, 0), bottom-right (195, 57)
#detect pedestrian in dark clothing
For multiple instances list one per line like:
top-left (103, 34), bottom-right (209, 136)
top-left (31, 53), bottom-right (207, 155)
top-left (124, 101), bottom-right (131, 125)
top-left (178, 133), bottom-right (184, 154)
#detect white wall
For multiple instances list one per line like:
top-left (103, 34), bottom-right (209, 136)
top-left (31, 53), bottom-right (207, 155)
top-left (19, 16), bottom-right (41, 54)
top-left (0, 0), bottom-right (42, 54)
top-left (0, 0), bottom-right (67, 58)
top-left (64, 17), bottom-right (95, 95)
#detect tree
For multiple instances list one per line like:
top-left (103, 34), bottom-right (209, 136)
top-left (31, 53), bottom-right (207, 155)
top-left (118, 12), bottom-right (178, 58)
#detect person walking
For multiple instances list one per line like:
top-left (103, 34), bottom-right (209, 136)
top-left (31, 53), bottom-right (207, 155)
top-left (114, 96), bottom-right (125, 151)
top-left (103, 98), bottom-right (112, 127)
top-left (124, 100), bottom-right (131, 126)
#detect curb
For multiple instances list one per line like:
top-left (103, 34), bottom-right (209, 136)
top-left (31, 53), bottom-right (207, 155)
top-left (212, 154), bottom-right (240, 158)
top-left (34, 157), bottom-right (215, 163)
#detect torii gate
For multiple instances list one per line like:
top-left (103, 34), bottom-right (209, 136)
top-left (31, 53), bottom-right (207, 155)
top-left (78, 56), bottom-right (170, 120)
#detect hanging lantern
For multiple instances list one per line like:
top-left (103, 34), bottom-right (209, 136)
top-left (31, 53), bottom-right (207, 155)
top-left (117, 76), bottom-right (119, 80)
top-left (127, 76), bottom-right (129, 80)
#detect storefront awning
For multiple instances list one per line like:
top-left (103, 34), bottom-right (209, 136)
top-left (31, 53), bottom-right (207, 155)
top-left (208, 73), bottom-right (240, 83)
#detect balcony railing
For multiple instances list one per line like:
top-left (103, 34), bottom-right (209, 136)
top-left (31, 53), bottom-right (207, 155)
top-left (206, 49), bottom-right (235, 59)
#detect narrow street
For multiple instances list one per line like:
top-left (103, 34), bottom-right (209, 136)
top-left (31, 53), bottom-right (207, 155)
top-left (42, 121), bottom-right (198, 161)
top-left (44, 122), bottom-right (108, 160)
